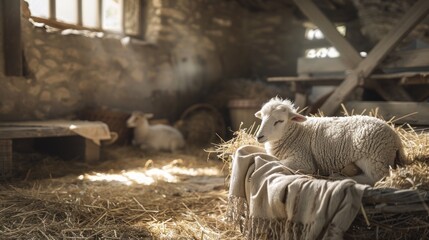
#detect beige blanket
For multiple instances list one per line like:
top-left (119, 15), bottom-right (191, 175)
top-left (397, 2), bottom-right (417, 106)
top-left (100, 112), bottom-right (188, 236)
top-left (227, 145), bottom-right (368, 240)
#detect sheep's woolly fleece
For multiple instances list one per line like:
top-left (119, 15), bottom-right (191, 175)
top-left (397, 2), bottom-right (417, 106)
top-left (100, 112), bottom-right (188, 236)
top-left (258, 97), bottom-right (298, 116)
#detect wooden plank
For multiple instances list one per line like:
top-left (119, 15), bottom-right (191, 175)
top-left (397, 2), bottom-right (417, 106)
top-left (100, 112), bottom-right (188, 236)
top-left (293, 0), bottom-right (361, 69)
top-left (0, 126), bottom-right (77, 139)
top-left (2, 0), bottom-right (23, 76)
top-left (343, 101), bottom-right (429, 125)
top-left (267, 75), bottom-right (343, 85)
top-left (320, 0), bottom-right (429, 115)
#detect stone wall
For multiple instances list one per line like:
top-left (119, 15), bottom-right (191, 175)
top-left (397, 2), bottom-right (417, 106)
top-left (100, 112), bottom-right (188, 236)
top-left (244, 8), bottom-right (305, 78)
top-left (353, 0), bottom-right (429, 46)
top-left (0, 0), bottom-right (249, 121)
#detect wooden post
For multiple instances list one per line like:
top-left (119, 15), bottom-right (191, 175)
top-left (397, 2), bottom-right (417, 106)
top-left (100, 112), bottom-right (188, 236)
top-left (2, 0), bottom-right (23, 76)
top-left (0, 139), bottom-right (13, 178)
top-left (84, 138), bottom-right (100, 163)
top-left (292, 83), bottom-right (309, 112)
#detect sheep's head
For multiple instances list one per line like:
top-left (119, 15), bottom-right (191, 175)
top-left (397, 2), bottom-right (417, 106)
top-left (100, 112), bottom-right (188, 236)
top-left (255, 97), bottom-right (306, 143)
top-left (126, 111), bottom-right (154, 128)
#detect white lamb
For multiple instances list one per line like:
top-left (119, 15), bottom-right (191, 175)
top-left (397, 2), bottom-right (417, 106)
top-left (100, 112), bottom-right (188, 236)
top-left (126, 111), bottom-right (185, 152)
top-left (254, 97), bottom-right (406, 185)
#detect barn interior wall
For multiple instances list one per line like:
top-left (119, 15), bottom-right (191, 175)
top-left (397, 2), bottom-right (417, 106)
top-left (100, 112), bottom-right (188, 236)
top-left (244, 9), bottom-right (305, 78)
top-left (0, 0), bottom-right (303, 121)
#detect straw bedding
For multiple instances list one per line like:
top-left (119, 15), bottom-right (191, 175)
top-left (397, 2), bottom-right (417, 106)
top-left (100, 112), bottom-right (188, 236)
top-left (0, 148), bottom-right (244, 239)
top-left (1, 114), bottom-right (428, 239)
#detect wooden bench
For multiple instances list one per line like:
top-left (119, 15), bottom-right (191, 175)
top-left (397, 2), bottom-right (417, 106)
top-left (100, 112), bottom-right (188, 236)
top-left (0, 120), bottom-right (111, 178)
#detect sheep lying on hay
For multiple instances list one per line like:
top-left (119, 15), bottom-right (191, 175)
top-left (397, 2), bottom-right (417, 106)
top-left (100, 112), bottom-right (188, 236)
top-left (254, 97), bottom-right (405, 185)
top-left (212, 100), bottom-right (429, 240)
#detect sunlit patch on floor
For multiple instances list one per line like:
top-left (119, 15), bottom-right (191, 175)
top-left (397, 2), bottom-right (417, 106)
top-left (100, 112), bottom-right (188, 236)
top-left (78, 159), bottom-right (222, 185)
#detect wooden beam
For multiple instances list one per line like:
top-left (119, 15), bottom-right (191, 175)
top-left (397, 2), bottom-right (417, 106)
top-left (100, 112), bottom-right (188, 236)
top-left (2, 0), bottom-right (23, 76)
top-left (293, 0), bottom-right (361, 69)
top-left (358, 0), bottom-right (429, 78)
top-left (320, 0), bottom-right (429, 115)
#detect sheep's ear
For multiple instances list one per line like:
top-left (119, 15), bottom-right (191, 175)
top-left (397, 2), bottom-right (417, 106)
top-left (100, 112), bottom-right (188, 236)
top-left (254, 111), bottom-right (262, 119)
top-left (144, 113), bottom-right (154, 119)
top-left (290, 112), bottom-right (307, 122)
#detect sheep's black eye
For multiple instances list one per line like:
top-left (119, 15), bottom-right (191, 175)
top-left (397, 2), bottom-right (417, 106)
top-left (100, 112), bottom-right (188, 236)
top-left (274, 120), bottom-right (284, 126)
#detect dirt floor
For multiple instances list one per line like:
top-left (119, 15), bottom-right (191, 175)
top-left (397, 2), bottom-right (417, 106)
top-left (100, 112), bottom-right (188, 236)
top-left (0, 145), bottom-right (243, 239)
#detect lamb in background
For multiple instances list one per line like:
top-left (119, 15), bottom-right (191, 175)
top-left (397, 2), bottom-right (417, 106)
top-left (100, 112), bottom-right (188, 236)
top-left (126, 111), bottom-right (185, 152)
top-left (254, 97), bottom-right (406, 185)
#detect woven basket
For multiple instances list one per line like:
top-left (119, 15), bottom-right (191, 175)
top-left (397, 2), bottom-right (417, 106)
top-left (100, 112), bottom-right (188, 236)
top-left (346, 187), bottom-right (429, 239)
top-left (175, 104), bottom-right (226, 147)
top-left (79, 108), bottom-right (132, 145)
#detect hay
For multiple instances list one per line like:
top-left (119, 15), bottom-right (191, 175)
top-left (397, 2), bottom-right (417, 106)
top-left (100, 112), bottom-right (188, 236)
top-left (0, 147), bottom-right (244, 240)
top-left (2, 107), bottom-right (428, 239)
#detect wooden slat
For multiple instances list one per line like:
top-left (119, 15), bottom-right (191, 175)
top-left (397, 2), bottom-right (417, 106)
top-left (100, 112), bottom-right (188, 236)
top-left (320, 0), bottom-right (429, 115)
top-left (2, 0), bottom-right (23, 76)
top-left (293, 0), bottom-right (361, 69)
top-left (343, 101), bottom-right (429, 125)
top-left (267, 75), bottom-right (343, 85)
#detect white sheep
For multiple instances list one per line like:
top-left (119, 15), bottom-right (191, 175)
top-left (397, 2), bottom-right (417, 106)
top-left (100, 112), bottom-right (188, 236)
top-left (126, 111), bottom-right (185, 152)
top-left (254, 97), bottom-right (406, 185)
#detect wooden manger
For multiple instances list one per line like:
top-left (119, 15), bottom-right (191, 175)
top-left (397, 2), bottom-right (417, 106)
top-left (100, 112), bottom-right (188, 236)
top-left (0, 120), bottom-right (112, 178)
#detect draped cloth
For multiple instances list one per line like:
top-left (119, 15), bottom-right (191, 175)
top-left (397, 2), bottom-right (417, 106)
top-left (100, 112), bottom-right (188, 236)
top-left (227, 145), bottom-right (368, 240)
